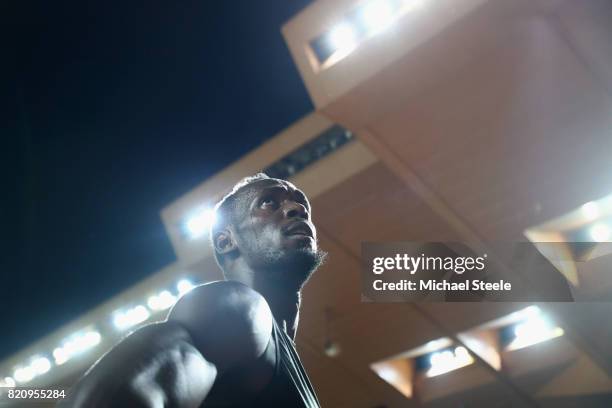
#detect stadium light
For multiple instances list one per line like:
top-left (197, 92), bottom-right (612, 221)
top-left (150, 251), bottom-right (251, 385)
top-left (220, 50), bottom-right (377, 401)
top-left (30, 357), bottom-right (51, 375)
top-left (177, 279), bottom-right (195, 296)
top-left (590, 223), bottom-right (611, 242)
top-left (313, 0), bottom-right (426, 67)
top-left (13, 366), bottom-right (35, 383)
top-left (148, 290), bottom-right (177, 311)
top-left (328, 22), bottom-right (358, 54)
top-left (423, 338), bottom-right (451, 352)
top-left (13, 355), bottom-right (54, 384)
top-left (519, 305), bottom-right (540, 318)
top-left (0, 377), bottom-right (15, 387)
top-left (185, 208), bottom-right (216, 239)
top-left (359, 0), bottom-right (396, 34)
top-left (53, 348), bottom-right (69, 366)
top-left (403, 0), bottom-right (425, 10)
top-left (324, 340), bottom-right (341, 358)
top-left (427, 346), bottom-right (474, 377)
top-left (113, 306), bottom-right (150, 330)
top-left (507, 307), bottom-right (564, 351)
top-left (376, 366), bottom-right (399, 383)
top-left (581, 201), bottom-right (600, 221)
top-left (53, 330), bottom-right (102, 365)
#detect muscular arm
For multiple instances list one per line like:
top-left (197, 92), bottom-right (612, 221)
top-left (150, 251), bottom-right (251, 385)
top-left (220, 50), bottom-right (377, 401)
top-left (59, 281), bottom-right (274, 407)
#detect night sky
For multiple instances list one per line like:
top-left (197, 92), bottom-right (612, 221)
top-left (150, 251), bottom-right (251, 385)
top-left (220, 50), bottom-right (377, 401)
top-left (3, 0), bottom-right (313, 361)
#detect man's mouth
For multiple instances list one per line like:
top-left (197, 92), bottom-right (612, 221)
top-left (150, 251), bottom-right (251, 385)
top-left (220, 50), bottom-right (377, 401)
top-left (283, 221), bottom-right (314, 238)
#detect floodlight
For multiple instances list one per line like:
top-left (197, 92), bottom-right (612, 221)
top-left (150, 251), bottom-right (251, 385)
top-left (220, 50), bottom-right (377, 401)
top-left (427, 346), bottom-right (474, 377)
top-left (185, 208), bottom-right (216, 239)
top-left (324, 340), bottom-right (341, 357)
top-left (13, 367), bottom-right (35, 383)
top-left (177, 279), bottom-right (195, 296)
top-left (31, 357), bottom-right (51, 375)
top-left (113, 306), bottom-right (150, 330)
top-left (148, 290), bottom-right (177, 311)
top-left (83, 331), bottom-right (102, 346)
top-left (423, 338), bottom-right (451, 352)
top-left (521, 305), bottom-right (541, 317)
top-left (1, 377), bottom-right (16, 387)
top-left (404, 0), bottom-right (425, 10)
top-left (360, 0), bottom-right (395, 34)
top-left (376, 366), bottom-right (398, 383)
top-left (581, 201), bottom-right (600, 221)
top-left (53, 347), bottom-right (69, 365)
top-left (53, 330), bottom-right (101, 365)
top-left (65, 331), bottom-right (101, 354)
top-left (590, 223), bottom-right (611, 242)
top-left (507, 310), bottom-right (564, 351)
top-left (328, 22), bottom-right (358, 54)
top-left (13, 355), bottom-right (53, 384)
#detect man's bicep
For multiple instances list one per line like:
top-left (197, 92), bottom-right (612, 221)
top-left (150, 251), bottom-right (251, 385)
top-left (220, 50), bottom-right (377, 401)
top-left (123, 337), bottom-right (216, 407)
top-left (167, 281), bottom-right (274, 373)
top-left (60, 321), bottom-right (215, 407)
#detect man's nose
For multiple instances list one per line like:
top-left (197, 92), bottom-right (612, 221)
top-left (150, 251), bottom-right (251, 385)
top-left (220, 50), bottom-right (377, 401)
top-left (283, 201), bottom-right (308, 219)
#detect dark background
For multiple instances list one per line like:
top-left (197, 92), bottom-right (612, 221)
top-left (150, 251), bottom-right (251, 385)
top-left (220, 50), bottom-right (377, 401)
top-left (2, 0), bottom-right (313, 360)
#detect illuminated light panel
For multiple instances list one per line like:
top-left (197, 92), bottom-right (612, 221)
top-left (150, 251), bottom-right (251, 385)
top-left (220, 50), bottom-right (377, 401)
top-left (427, 346), bottom-right (474, 377)
top-left (53, 348), bottom-right (69, 366)
top-left (423, 338), bottom-right (452, 353)
top-left (506, 308), bottom-right (564, 351)
top-left (311, 0), bottom-right (425, 69)
top-left (148, 290), bottom-right (177, 311)
top-left (508, 305), bottom-right (541, 322)
top-left (404, 0), bottom-right (425, 10)
top-left (53, 330), bottom-right (102, 365)
top-left (376, 366), bottom-right (399, 383)
top-left (370, 360), bottom-right (414, 398)
top-left (13, 355), bottom-right (54, 384)
top-left (1, 377), bottom-right (16, 388)
top-left (328, 22), bottom-right (358, 54)
top-left (31, 357), bottom-right (51, 375)
top-left (589, 223), bottom-right (611, 242)
top-left (113, 306), bottom-right (150, 330)
top-left (581, 201), bottom-right (600, 221)
top-left (185, 208), bottom-right (216, 239)
top-left (177, 279), bottom-right (195, 296)
top-left (13, 366), bottom-right (35, 383)
top-left (360, 0), bottom-right (396, 34)
top-left (524, 194), bottom-right (612, 286)
top-left (324, 340), bottom-right (341, 358)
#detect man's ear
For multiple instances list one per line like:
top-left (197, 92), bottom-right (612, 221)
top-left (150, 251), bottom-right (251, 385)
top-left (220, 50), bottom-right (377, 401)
top-left (214, 227), bottom-right (237, 256)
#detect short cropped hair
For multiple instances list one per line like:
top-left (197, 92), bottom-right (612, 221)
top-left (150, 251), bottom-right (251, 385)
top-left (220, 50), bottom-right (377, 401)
top-left (211, 173), bottom-right (271, 272)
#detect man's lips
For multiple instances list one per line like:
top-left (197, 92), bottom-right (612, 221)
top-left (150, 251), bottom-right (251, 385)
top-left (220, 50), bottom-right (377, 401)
top-left (283, 221), bottom-right (314, 238)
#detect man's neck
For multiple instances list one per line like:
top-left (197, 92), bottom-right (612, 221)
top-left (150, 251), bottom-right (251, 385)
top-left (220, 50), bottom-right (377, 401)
top-left (255, 283), bottom-right (301, 340)
top-left (224, 259), bottom-right (304, 339)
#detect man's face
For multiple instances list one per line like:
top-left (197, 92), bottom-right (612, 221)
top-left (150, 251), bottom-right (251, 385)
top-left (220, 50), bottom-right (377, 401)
top-left (232, 179), bottom-right (323, 287)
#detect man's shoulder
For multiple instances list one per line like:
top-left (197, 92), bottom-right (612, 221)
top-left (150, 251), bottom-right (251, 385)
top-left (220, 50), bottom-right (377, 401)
top-left (167, 280), bottom-right (273, 369)
top-left (172, 280), bottom-right (268, 316)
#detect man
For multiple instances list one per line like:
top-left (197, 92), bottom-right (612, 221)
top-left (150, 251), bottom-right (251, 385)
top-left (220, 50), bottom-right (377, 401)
top-left (60, 174), bottom-right (326, 407)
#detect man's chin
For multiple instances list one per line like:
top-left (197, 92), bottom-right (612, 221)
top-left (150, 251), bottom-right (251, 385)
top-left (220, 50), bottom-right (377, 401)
top-left (265, 247), bottom-right (327, 289)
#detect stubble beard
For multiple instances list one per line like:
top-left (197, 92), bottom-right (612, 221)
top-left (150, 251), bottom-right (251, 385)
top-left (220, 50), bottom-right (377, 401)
top-left (259, 246), bottom-right (327, 291)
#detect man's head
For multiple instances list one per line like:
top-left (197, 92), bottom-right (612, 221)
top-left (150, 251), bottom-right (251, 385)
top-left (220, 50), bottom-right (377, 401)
top-left (211, 174), bottom-right (325, 291)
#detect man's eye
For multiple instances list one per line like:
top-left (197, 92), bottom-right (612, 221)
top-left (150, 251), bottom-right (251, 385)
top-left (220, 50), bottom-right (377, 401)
top-left (260, 198), bottom-right (276, 207)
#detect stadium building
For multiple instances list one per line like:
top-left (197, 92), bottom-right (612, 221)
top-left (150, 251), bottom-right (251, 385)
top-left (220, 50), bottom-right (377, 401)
top-left (2, 0), bottom-right (612, 406)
